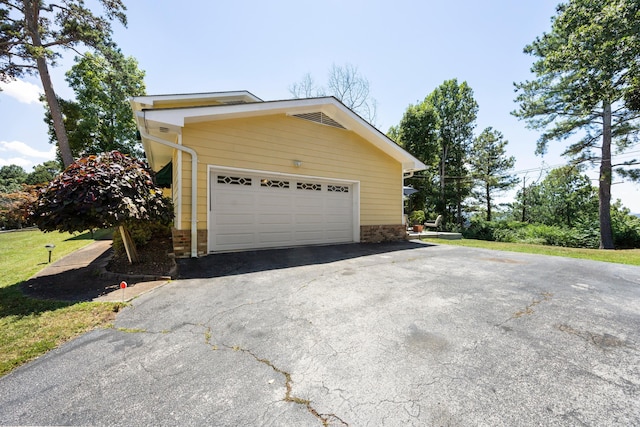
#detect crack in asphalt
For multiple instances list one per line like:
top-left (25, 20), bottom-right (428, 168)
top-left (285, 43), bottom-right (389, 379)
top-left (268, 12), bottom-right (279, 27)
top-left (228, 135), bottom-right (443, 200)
top-left (497, 291), bottom-right (553, 326)
top-left (203, 328), bottom-right (348, 426)
top-left (555, 324), bottom-right (628, 350)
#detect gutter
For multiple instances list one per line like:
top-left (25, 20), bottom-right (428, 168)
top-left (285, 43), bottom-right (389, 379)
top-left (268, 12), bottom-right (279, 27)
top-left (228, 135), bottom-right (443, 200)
top-left (138, 128), bottom-right (199, 258)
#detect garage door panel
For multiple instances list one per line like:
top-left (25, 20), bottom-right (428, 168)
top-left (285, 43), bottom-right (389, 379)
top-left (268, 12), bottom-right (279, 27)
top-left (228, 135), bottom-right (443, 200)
top-left (259, 213), bottom-right (293, 225)
top-left (259, 204), bottom-right (294, 215)
top-left (211, 171), bottom-right (354, 252)
top-left (295, 230), bottom-right (326, 242)
top-left (294, 197), bottom-right (324, 208)
top-left (258, 231), bottom-right (294, 244)
top-left (326, 213), bottom-right (351, 221)
top-left (215, 213), bottom-right (254, 225)
top-left (216, 232), bottom-right (256, 246)
top-left (295, 213), bottom-right (324, 224)
top-left (214, 196), bottom-right (254, 211)
top-left (326, 196), bottom-right (351, 205)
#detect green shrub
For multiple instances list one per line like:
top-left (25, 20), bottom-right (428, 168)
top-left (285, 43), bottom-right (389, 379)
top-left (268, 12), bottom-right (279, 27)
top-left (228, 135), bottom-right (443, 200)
top-left (464, 219), bottom-right (527, 242)
top-left (112, 220), bottom-right (172, 255)
top-left (463, 219), bottom-right (601, 248)
top-left (612, 213), bottom-right (640, 249)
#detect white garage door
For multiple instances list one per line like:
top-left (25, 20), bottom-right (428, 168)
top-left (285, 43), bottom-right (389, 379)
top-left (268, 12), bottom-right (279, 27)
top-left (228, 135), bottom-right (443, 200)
top-left (209, 171), bottom-right (355, 252)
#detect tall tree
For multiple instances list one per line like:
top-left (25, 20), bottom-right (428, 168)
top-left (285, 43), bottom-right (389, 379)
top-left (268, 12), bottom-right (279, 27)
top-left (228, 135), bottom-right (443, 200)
top-left (626, 72), bottom-right (640, 112)
top-left (390, 101), bottom-right (440, 214)
top-left (426, 79), bottom-right (478, 226)
top-left (513, 0), bottom-right (640, 249)
top-left (45, 49), bottom-right (146, 158)
top-left (469, 127), bottom-right (518, 221)
top-left (0, 0), bottom-right (127, 167)
top-left (289, 63), bottom-right (378, 124)
top-left (0, 164), bottom-right (27, 193)
top-left (25, 160), bottom-right (61, 185)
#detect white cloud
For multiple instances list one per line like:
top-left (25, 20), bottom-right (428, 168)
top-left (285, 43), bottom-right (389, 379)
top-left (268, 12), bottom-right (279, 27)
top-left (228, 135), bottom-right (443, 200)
top-left (0, 140), bottom-right (56, 158)
top-left (0, 79), bottom-right (42, 104)
top-left (0, 140), bottom-right (56, 170)
top-left (0, 157), bottom-right (34, 169)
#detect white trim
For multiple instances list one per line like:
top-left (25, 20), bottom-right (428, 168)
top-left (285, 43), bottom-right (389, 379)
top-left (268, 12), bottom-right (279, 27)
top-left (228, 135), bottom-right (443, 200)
top-left (207, 165), bottom-right (360, 253)
top-left (175, 148), bottom-right (182, 230)
top-left (353, 182), bottom-right (361, 243)
top-left (132, 91), bottom-right (262, 108)
top-left (400, 173), bottom-right (405, 225)
top-left (206, 163), bottom-right (211, 247)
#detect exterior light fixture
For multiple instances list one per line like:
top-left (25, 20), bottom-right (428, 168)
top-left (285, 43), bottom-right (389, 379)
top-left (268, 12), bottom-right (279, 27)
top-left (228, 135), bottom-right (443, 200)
top-left (293, 160), bottom-right (302, 167)
top-left (45, 244), bottom-right (56, 263)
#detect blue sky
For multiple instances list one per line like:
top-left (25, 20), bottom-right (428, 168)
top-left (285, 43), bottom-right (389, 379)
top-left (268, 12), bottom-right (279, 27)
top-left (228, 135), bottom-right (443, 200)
top-left (1, 0), bottom-right (638, 211)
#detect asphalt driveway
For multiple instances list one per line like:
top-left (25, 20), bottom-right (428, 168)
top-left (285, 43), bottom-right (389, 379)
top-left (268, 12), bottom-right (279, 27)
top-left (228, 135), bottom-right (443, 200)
top-left (1, 241), bottom-right (639, 426)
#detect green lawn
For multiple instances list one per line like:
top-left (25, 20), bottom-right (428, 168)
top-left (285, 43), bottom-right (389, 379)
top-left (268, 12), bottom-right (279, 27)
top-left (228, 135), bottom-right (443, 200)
top-left (422, 237), bottom-right (640, 266)
top-left (0, 229), bottom-right (123, 376)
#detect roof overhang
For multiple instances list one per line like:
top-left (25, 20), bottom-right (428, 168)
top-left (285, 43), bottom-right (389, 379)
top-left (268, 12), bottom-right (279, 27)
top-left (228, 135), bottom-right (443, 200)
top-left (130, 91), bottom-right (262, 111)
top-left (132, 95), bottom-right (426, 173)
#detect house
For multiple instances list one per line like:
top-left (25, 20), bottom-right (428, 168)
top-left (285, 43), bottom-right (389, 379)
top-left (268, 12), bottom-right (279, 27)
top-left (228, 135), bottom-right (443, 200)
top-left (130, 91), bottom-right (426, 257)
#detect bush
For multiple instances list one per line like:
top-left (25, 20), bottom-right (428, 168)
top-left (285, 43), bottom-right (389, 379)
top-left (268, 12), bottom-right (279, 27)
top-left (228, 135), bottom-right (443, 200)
top-left (0, 186), bottom-right (38, 230)
top-left (112, 220), bottom-right (172, 255)
top-left (464, 219), bottom-right (526, 242)
top-left (612, 212), bottom-right (640, 249)
top-left (463, 219), bottom-right (600, 248)
top-left (30, 151), bottom-right (173, 233)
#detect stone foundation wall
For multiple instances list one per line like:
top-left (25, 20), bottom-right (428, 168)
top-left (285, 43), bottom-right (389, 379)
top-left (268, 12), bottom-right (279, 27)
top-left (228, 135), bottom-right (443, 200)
top-left (171, 228), bottom-right (208, 258)
top-left (360, 224), bottom-right (406, 243)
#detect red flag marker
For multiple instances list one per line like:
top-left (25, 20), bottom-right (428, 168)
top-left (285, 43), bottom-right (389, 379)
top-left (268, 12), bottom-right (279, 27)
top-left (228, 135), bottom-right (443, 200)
top-left (120, 281), bottom-right (127, 302)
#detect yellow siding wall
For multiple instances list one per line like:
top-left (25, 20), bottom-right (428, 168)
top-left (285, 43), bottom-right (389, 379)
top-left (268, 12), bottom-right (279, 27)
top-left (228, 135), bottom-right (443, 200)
top-left (176, 114), bottom-right (402, 230)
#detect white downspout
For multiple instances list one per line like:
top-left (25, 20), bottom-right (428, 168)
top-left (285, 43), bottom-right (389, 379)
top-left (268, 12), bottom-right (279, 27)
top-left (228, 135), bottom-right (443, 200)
top-left (139, 129), bottom-right (199, 258)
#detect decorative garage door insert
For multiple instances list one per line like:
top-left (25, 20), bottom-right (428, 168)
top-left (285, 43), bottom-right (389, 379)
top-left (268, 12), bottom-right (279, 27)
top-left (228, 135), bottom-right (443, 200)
top-left (210, 171), bottom-right (355, 252)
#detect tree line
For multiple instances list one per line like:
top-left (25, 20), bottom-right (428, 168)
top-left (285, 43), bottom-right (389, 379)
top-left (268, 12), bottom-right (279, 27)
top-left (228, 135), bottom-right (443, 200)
top-left (387, 0), bottom-right (640, 250)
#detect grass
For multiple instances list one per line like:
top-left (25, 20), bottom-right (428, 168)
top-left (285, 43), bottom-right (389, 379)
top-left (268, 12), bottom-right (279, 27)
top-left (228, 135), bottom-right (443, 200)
top-left (422, 237), bottom-right (640, 266)
top-left (0, 229), bottom-right (123, 376)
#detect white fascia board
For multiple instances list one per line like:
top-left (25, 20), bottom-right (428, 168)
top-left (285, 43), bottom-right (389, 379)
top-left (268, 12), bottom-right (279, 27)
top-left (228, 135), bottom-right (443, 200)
top-left (141, 97), bottom-right (427, 172)
top-left (136, 109), bottom-right (185, 128)
top-left (324, 102), bottom-right (427, 172)
top-left (132, 91), bottom-right (262, 108)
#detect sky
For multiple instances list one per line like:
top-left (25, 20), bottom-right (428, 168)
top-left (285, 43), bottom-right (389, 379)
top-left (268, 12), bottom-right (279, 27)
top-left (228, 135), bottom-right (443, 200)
top-left (1, 0), bottom-right (638, 212)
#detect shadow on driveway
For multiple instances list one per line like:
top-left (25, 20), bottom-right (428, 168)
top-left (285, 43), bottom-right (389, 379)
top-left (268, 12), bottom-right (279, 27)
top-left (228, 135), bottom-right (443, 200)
top-left (178, 240), bottom-right (435, 279)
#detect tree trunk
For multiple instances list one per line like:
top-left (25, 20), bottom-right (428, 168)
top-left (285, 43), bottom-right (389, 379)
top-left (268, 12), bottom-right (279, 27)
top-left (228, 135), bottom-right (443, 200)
top-left (439, 145), bottom-right (447, 212)
top-left (599, 102), bottom-right (614, 249)
top-left (521, 177), bottom-right (527, 222)
top-left (23, 0), bottom-right (74, 167)
top-left (486, 182), bottom-right (492, 222)
top-left (119, 225), bottom-right (140, 264)
top-left (36, 57), bottom-right (74, 167)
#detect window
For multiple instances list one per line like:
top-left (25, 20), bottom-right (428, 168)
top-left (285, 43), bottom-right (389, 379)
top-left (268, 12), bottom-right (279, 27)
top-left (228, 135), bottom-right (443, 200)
top-left (261, 179), bottom-right (290, 189)
top-left (297, 182), bottom-right (321, 191)
top-left (217, 176), bottom-right (252, 186)
top-left (328, 185), bottom-right (349, 193)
